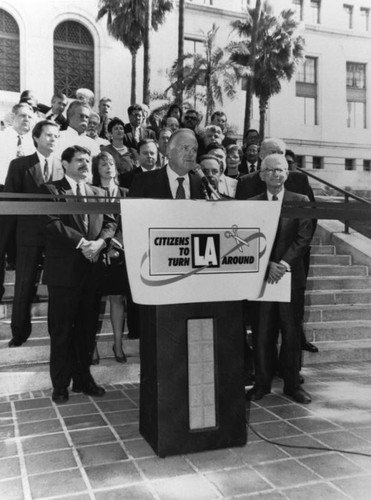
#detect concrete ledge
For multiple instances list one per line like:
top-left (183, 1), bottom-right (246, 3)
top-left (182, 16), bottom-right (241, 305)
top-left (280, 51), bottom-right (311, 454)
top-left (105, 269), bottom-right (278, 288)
top-left (316, 220), bottom-right (371, 273)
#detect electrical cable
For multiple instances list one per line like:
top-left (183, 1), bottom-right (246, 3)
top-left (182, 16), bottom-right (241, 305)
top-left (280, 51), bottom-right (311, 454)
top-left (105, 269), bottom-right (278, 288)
top-left (247, 423), bottom-right (371, 458)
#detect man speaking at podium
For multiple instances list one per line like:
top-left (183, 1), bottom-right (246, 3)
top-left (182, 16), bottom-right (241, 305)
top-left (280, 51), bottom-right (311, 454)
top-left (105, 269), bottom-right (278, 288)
top-left (128, 128), bottom-right (204, 200)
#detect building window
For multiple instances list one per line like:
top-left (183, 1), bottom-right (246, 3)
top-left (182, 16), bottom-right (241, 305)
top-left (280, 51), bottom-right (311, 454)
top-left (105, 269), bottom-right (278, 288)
top-left (296, 57), bottom-right (318, 125)
top-left (310, 0), bottom-right (321, 24)
top-left (343, 4), bottom-right (353, 29)
top-left (360, 8), bottom-right (370, 30)
top-left (345, 158), bottom-right (355, 170)
top-left (184, 37), bottom-right (206, 108)
top-left (347, 62), bottom-right (366, 89)
top-left (313, 156), bottom-right (323, 169)
top-left (363, 160), bottom-right (371, 171)
top-left (0, 9), bottom-right (20, 92)
top-left (292, 0), bottom-right (303, 22)
top-left (53, 21), bottom-right (94, 98)
top-left (296, 155), bottom-right (304, 169)
top-left (346, 62), bottom-right (366, 128)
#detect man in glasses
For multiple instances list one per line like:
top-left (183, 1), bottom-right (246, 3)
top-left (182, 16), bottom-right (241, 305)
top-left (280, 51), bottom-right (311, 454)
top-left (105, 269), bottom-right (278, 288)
top-left (246, 154), bottom-right (313, 404)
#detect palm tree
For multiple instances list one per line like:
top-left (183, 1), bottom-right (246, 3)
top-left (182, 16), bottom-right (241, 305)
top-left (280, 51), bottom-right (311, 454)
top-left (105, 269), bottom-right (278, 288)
top-left (97, 0), bottom-right (173, 105)
top-left (229, 1), bottom-right (304, 141)
top-left (167, 24), bottom-right (238, 123)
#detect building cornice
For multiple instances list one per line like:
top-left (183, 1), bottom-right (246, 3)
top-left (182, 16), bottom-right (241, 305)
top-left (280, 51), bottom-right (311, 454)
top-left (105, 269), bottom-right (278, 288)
top-left (305, 24), bottom-right (371, 41)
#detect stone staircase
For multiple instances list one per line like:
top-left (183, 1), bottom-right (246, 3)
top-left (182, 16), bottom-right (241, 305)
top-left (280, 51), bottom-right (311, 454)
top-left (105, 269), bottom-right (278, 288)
top-left (303, 239), bottom-right (371, 364)
top-left (1, 231), bottom-right (371, 394)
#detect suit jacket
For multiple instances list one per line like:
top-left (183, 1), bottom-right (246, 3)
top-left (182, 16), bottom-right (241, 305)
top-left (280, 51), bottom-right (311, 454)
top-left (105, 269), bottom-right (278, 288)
top-left (119, 166), bottom-right (144, 190)
top-left (39, 177), bottom-right (116, 287)
top-left (44, 108), bottom-right (68, 131)
top-left (128, 167), bottom-right (204, 199)
top-left (122, 123), bottom-right (157, 150)
top-left (2, 152), bottom-right (64, 247)
top-left (252, 190), bottom-right (313, 289)
top-left (235, 170), bottom-right (315, 202)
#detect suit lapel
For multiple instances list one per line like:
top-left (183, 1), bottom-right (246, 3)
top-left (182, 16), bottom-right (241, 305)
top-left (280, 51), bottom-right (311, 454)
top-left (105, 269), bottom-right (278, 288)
top-left (28, 154), bottom-right (44, 187)
top-left (85, 184), bottom-right (99, 238)
top-left (59, 177), bottom-right (87, 235)
top-left (160, 168), bottom-right (173, 198)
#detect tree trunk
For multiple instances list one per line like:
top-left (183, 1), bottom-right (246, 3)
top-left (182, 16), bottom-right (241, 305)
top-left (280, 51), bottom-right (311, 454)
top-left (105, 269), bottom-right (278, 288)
top-left (259, 96), bottom-right (267, 142)
top-left (243, 0), bottom-right (261, 139)
top-left (177, 0), bottom-right (185, 107)
top-left (143, 0), bottom-right (152, 105)
top-left (131, 50), bottom-right (137, 104)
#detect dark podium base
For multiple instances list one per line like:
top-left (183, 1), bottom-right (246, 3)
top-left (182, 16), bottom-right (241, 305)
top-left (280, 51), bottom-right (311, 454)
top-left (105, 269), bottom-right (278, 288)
top-left (139, 301), bottom-right (247, 457)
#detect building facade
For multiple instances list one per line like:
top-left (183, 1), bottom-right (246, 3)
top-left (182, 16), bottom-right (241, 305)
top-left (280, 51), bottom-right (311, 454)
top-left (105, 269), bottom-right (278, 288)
top-left (0, 0), bottom-right (370, 188)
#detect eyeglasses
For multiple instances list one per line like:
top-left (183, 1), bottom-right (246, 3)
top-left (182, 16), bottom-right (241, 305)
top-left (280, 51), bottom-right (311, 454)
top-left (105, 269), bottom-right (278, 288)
top-left (263, 168), bottom-right (286, 175)
top-left (184, 115), bottom-right (198, 121)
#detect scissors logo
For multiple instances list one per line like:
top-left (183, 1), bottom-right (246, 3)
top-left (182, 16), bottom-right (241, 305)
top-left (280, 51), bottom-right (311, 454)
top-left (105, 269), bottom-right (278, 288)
top-left (224, 225), bottom-right (249, 253)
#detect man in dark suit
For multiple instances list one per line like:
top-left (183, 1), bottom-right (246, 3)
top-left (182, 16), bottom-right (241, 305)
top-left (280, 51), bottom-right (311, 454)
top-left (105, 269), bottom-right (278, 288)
top-left (44, 92), bottom-right (68, 131)
top-left (246, 154), bottom-right (313, 404)
top-left (0, 120), bottom-right (64, 347)
top-left (120, 138), bottom-right (158, 189)
top-left (129, 128), bottom-right (204, 199)
top-left (128, 129), bottom-right (205, 338)
top-left (123, 104), bottom-right (156, 151)
top-left (40, 145), bottom-right (116, 403)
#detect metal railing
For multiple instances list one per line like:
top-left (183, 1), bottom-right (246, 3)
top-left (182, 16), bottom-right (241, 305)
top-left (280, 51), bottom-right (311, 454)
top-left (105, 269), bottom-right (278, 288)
top-left (297, 167), bottom-right (371, 234)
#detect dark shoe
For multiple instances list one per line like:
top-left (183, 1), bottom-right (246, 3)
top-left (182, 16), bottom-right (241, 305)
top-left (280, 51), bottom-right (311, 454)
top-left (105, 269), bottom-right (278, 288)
top-left (284, 387), bottom-right (311, 404)
top-left (113, 345), bottom-right (127, 363)
top-left (72, 382), bottom-right (105, 397)
top-left (91, 344), bottom-right (100, 365)
top-left (52, 388), bottom-right (69, 403)
top-left (302, 341), bottom-right (319, 353)
top-left (244, 371), bottom-right (255, 387)
top-left (246, 386), bottom-right (270, 401)
top-left (8, 338), bottom-right (23, 347)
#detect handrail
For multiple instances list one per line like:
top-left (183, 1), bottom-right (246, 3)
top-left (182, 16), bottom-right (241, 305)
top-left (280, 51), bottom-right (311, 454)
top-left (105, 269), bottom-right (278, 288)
top-left (297, 166), bottom-right (371, 234)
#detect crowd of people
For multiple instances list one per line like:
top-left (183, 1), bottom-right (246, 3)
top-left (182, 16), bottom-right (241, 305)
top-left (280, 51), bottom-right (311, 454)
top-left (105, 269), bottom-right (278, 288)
top-left (0, 87), bottom-right (318, 404)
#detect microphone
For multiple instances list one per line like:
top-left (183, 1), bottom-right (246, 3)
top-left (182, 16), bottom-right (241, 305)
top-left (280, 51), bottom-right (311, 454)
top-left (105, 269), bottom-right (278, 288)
top-left (191, 164), bottom-right (221, 200)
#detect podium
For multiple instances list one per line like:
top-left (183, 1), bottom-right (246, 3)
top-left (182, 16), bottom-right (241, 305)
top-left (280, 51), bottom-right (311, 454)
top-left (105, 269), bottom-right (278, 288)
top-left (139, 301), bottom-right (247, 457)
top-left (121, 199), bottom-right (282, 457)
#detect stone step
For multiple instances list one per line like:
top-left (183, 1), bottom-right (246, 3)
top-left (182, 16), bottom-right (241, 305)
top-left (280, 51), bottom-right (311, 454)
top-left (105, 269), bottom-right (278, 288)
top-left (306, 276), bottom-right (371, 290)
top-left (0, 360), bottom-right (140, 395)
top-left (1, 284), bottom-right (48, 302)
top-left (311, 245), bottom-right (335, 255)
top-left (302, 339), bottom-right (371, 365)
top-left (304, 304), bottom-right (371, 323)
top-left (308, 264), bottom-right (368, 277)
top-left (310, 254), bottom-right (351, 265)
top-left (0, 335), bottom-right (139, 367)
top-left (305, 320), bottom-right (371, 342)
top-left (305, 289), bottom-right (371, 306)
top-left (0, 315), bottom-right (124, 340)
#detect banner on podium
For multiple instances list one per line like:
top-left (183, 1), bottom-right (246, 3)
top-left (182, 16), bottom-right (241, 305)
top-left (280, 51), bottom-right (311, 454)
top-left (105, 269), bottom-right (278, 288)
top-left (121, 199), bottom-right (290, 305)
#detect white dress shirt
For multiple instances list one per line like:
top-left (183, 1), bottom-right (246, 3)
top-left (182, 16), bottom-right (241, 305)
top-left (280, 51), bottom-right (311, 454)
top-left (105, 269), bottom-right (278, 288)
top-left (166, 166), bottom-right (191, 199)
top-left (0, 127), bottom-right (35, 184)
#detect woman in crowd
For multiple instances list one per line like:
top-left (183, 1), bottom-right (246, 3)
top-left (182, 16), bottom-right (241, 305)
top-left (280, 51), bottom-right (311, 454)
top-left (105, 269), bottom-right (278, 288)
top-left (101, 117), bottom-right (137, 174)
top-left (225, 144), bottom-right (242, 179)
top-left (165, 103), bottom-right (183, 125)
top-left (91, 151), bottom-right (129, 363)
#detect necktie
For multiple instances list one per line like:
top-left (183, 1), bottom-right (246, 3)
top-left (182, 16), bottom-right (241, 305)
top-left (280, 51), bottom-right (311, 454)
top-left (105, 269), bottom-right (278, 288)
top-left (16, 135), bottom-right (24, 157)
top-left (272, 195), bottom-right (278, 201)
top-left (76, 183), bottom-right (89, 233)
top-left (175, 177), bottom-right (186, 199)
top-left (43, 159), bottom-right (49, 182)
top-left (250, 164), bottom-right (255, 173)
